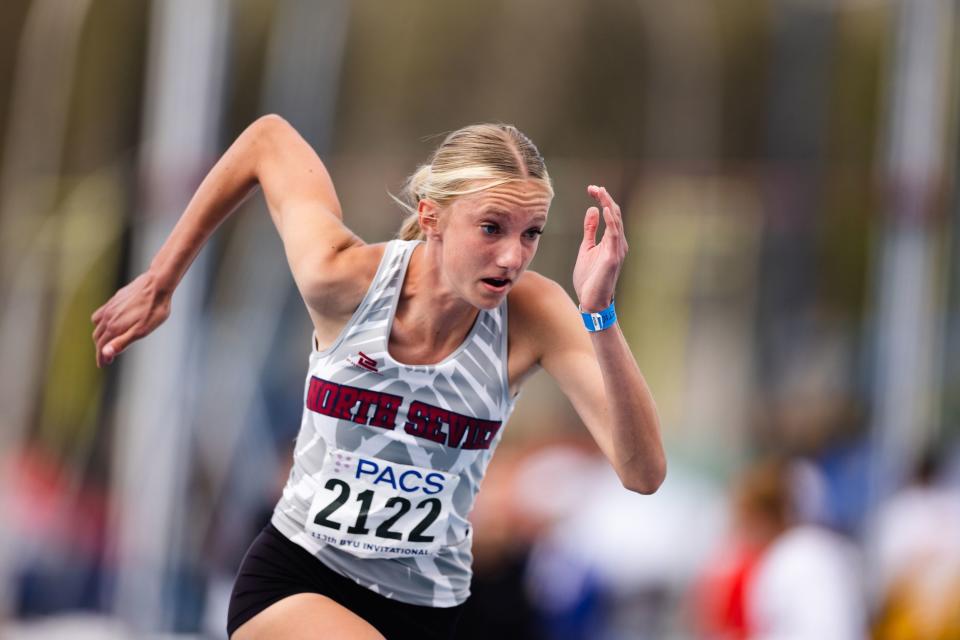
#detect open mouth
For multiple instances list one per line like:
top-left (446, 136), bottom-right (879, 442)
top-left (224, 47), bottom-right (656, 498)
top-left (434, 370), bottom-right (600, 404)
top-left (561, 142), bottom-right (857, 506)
top-left (481, 277), bottom-right (511, 290)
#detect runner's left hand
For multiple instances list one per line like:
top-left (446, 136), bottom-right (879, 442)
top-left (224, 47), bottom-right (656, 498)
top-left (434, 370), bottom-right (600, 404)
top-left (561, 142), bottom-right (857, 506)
top-left (573, 185), bottom-right (628, 312)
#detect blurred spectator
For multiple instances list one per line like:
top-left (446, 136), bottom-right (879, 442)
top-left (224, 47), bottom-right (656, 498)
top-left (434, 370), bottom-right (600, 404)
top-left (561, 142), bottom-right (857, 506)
top-left (746, 458), bottom-right (865, 640)
top-left (517, 443), bottom-right (606, 640)
top-left (1, 444), bottom-right (109, 618)
top-left (748, 522), bottom-right (864, 639)
top-left (869, 450), bottom-right (960, 639)
top-left (694, 457), bottom-right (865, 640)
top-left (517, 440), bottom-right (724, 639)
top-left (693, 460), bottom-right (783, 640)
top-left (459, 447), bottom-right (542, 640)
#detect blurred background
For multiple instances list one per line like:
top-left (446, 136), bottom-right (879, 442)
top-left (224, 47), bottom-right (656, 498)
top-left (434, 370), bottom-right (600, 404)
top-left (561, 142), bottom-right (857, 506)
top-left (1, 0), bottom-right (959, 638)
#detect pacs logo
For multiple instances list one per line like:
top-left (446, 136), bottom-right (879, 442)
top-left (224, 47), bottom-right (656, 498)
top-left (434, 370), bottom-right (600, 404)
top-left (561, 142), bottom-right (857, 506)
top-left (354, 457), bottom-right (446, 495)
top-left (306, 448), bottom-right (459, 556)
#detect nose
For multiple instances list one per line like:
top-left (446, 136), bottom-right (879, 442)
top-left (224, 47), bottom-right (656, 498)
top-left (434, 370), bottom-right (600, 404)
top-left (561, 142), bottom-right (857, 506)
top-left (496, 238), bottom-right (524, 272)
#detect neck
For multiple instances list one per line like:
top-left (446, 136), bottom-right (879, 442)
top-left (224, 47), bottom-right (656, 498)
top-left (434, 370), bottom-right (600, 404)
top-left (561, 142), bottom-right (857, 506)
top-left (391, 242), bottom-right (479, 363)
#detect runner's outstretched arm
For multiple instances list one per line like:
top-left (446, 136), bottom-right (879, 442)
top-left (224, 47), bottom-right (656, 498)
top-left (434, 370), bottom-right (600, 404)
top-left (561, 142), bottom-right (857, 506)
top-left (91, 114), bottom-right (359, 367)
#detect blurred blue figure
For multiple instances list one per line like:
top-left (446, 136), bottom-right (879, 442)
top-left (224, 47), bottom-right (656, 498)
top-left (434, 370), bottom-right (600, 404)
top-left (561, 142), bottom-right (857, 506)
top-left (526, 540), bottom-right (603, 640)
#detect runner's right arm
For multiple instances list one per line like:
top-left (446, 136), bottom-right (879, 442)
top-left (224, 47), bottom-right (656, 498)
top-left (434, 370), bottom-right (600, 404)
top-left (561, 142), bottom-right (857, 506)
top-left (91, 114), bottom-right (362, 367)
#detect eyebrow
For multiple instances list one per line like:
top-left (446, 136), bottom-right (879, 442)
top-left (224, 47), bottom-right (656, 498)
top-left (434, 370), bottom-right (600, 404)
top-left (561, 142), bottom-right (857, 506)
top-left (477, 209), bottom-right (547, 224)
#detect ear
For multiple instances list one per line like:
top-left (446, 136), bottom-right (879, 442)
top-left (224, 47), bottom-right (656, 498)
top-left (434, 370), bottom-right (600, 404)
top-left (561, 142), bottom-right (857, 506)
top-left (417, 199), bottom-right (442, 239)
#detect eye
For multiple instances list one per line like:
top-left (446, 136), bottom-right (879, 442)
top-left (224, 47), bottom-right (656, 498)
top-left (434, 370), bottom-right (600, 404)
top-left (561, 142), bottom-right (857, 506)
top-left (480, 223), bottom-right (500, 235)
top-left (523, 228), bottom-right (544, 239)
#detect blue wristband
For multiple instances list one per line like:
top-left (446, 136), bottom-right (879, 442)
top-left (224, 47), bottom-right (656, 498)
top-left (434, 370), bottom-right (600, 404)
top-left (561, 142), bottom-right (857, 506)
top-left (580, 299), bottom-right (617, 332)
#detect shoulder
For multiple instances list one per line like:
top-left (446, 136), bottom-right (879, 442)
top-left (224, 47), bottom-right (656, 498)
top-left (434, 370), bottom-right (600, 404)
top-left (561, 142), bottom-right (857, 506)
top-left (508, 271), bottom-right (575, 319)
top-left (507, 271), bottom-right (579, 362)
top-left (306, 241), bottom-right (388, 319)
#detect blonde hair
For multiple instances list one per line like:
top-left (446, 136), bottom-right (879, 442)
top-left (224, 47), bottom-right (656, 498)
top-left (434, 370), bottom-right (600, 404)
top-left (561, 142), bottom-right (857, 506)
top-left (393, 124), bottom-right (553, 240)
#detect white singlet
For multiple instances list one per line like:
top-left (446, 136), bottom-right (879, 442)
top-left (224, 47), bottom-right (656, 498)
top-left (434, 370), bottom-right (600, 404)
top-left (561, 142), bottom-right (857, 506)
top-left (270, 239), bottom-right (517, 607)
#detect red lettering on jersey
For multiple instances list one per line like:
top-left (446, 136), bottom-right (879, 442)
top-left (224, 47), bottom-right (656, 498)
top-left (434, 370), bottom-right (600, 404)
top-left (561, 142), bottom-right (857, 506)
top-left (405, 401), bottom-right (501, 449)
top-left (332, 386), bottom-right (359, 420)
top-left (446, 413), bottom-right (472, 448)
top-left (404, 401), bottom-right (431, 439)
top-left (404, 401), bottom-right (449, 443)
top-left (369, 393), bottom-right (401, 430)
top-left (305, 377), bottom-right (500, 446)
top-left (306, 377), bottom-right (339, 414)
top-left (353, 389), bottom-right (381, 425)
top-left (423, 405), bottom-right (450, 443)
top-left (405, 402), bottom-right (449, 444)
top-left (463, 418), bottom-right (502, 450)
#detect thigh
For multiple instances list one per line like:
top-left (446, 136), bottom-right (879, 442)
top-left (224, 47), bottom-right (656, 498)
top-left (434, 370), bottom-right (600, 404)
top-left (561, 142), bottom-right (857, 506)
top-left (231, 592), bottom-right (385, 640)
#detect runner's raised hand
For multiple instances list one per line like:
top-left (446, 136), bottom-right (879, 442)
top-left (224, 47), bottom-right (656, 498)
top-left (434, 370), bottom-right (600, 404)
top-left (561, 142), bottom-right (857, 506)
top-left (573, 185), bottom-right (628, 312)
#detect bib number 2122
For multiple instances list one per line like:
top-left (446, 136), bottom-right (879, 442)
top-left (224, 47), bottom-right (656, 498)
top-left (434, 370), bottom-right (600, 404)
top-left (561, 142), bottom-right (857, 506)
top-left (303, 450), bottom-right (458, 558)
top-left (313, 478), bottom-right (441, 542)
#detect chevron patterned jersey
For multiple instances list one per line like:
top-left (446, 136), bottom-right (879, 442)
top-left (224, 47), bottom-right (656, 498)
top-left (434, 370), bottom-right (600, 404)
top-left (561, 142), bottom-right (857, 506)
top-left (270, 239), bottom-right (517, 607)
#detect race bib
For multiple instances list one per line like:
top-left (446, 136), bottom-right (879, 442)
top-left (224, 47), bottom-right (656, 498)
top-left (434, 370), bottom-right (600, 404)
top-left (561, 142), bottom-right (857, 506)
top-left (305, 447), bottom-right (459, 558)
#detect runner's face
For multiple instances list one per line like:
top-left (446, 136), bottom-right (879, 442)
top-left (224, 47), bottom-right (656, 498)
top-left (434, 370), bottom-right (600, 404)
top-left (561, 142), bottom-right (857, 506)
top-left (435, 180), bottom-right (551, 309)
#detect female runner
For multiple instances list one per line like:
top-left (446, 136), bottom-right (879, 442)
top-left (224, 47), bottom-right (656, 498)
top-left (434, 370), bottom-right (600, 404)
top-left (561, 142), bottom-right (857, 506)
top-left (91, 115), bottom-right (665, 639)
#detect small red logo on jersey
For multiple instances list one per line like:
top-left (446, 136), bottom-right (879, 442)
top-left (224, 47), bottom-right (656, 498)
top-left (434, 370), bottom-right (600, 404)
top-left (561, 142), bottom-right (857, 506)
top-left (354, 351), bottom-right (379, 373)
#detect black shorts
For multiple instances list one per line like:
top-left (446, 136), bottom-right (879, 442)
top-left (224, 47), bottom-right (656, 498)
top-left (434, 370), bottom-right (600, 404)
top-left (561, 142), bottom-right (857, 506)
top-left (227, 522), bottom-right (465, 639)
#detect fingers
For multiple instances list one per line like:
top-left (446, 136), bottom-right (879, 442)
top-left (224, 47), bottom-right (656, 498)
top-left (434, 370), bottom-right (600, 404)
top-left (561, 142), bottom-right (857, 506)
top-left (90, 272), bottom-right (167, 367)
top-left (100, 323), bottom-right (139, 367)
top-left (587, 185), bottom-right (623, 229)
top-left (94, 320), bottom-right (112, 368)
top-left (587, 185), bottom-right (627, 252)
top-left (601, 205), bottom-right (616, 234)
top-left (94, 329), bottom-right (107, 368)
top-left (93, 314), bottom-right (132, 367)
top-left (92, 303), bottom-right (122, 367)
top-left (102, 338), bottom-right (121, 365)
top-left (91, 298), bottom-right (112, 323)
top-left (581, 206), bottom-right (600, 250)
top-left (587, 184), bottom-right (618, 211)
top-left (93, 320), bottom-right (107, 345)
